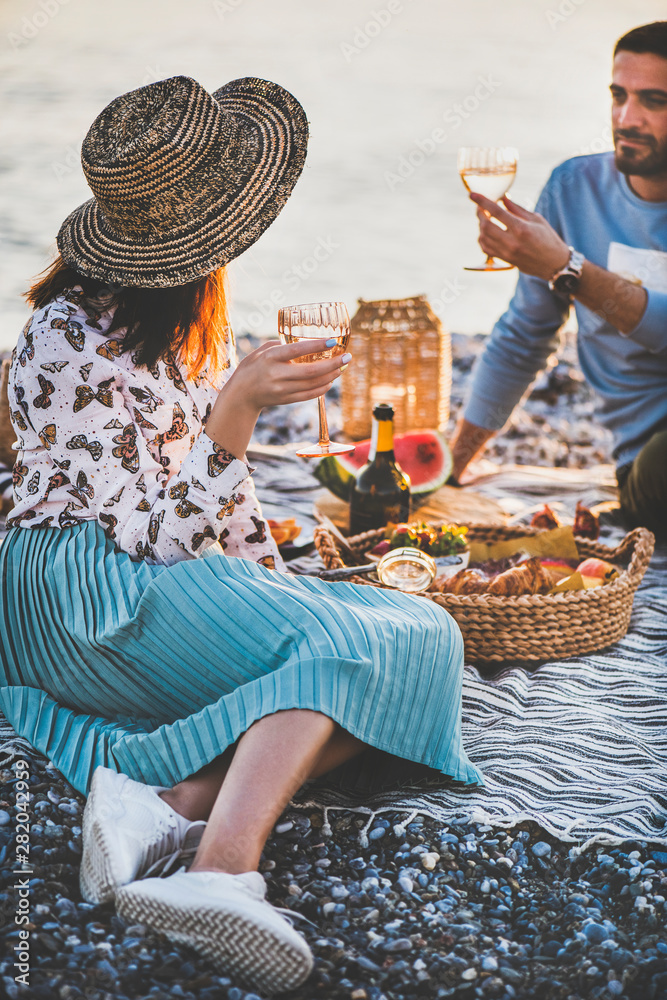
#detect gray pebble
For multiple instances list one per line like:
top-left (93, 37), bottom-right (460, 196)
top-left (531, 841), bottom-right (552, 858)
top-left (0, 810), bottom-right (11, 827)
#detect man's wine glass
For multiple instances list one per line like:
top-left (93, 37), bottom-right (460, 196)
top-left (458, 146), bottom-right (518, 271)
top-left (278, 301), bottom-right (354, 458)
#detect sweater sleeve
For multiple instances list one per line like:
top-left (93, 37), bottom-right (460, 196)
top-left (621, 288), bottom-right (667, 354)
top-left (463, 176), bottom-right (571, 431)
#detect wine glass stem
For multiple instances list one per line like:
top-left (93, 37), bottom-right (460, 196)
top-left (317, 395), bottom-right (330, 451)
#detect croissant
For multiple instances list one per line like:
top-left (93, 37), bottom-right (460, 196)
top-left (433, 569), bottom-right (490, 594)
top-left (486, 556), bottom-right (551, 596)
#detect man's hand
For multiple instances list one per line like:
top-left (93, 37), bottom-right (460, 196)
top-left (471, 192), bottom-right (648, 334)
top-left (471, 193), bottom-right (570, 280)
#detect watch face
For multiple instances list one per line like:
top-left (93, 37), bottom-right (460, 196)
top-left (554, 272), bottom-right (579, 295)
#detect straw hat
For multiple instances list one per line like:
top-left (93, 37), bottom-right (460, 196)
top-left (57, 75), bottom-right (308, 287)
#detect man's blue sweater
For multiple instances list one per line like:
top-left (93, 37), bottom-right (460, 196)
top-left (463, 152), bottom-right (667, 469)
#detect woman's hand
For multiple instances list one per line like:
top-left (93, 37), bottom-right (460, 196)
top-left (205, 338), bottom-right (351, 460)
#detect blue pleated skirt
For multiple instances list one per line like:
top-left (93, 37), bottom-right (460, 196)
top-left (0, 522), bottom-right (482, 795)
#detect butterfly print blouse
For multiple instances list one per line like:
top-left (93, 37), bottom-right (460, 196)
top-left (7, 288), bottom-right (283, 569)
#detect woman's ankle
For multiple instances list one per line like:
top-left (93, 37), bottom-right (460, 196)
top-left (158, 787), bottom-right (203, 823)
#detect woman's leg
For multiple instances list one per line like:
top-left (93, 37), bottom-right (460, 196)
top-left (185, 709), bottom-right (364, 875)
top-left (159, 713), bottom-right (364, 824)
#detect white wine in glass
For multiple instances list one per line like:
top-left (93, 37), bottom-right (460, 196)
top-left (458, 146), bottom-right (518, 271)
top-left (278, 301), bottom-right (354, 459)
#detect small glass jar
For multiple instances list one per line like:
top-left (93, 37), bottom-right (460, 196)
top-left (376, 547), bottom-right (436, 593)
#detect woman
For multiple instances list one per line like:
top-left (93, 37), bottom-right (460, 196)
top-left (0, 75), bottom-right (482, 993)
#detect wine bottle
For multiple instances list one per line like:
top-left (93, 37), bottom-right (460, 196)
top-left (349, 403), bottom-right (411, 535)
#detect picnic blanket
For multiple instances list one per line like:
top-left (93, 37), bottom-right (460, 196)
top-left (1, 453), bottom-right (665, 850)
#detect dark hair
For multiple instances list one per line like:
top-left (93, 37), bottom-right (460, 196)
top-left (614, 22), bottom-right (667, 60)
top-left (25, 255), bottom-right (232, 383)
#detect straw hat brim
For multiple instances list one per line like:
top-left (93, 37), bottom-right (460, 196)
top-left (56, 77), bottom-right (309, 288)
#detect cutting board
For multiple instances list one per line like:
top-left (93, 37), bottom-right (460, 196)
top-left (314, 484), bottom-right (507, 533)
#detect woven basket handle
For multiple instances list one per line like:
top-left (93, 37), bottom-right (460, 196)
top-left (314, 526), bottom-right (346, 570)
top-left (609, 526), bottom-right (655, 587)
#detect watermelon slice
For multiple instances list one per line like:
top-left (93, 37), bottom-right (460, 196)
top-left (314, 429), bottom-right (453, 502)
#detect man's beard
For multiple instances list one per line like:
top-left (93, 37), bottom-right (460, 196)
top-left (613, 129), bottom-right (667, 177)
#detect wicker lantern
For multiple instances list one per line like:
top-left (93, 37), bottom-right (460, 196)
top-left (341, 295), bottom-right (451, 440)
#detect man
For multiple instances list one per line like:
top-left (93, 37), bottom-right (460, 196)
top-left (450, 22), bottom-right (667, 537)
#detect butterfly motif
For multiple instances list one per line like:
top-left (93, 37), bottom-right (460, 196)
top-left (59, 502), bottom-right (84, 528)
top-left (14, 385), bottom-right (30, 421)
top-left (202, 403), bottom-right (212, 425)
top-left (111, 424), bottom-right (139, 473)
top-left (11, 410), bottom-right (27, 432)
top-left (51, 317), bottom-right (85, 351)
top-left (244, 515), bottom-right (267, 545)
top-left (99, 512), bottom-right (118, 539)
top-left (73, 377), bottom-right (114, 412)
top-left (103, 485), bottom-right (125, 507)
top-left (79, 363), bottom-right (93, 382)
top-left (218, 527), bottom-right (229, 550)
top-left (164, 355), bottom-right (187, 394)
top-left (6, 509), bottom-right (36, 528)
top-left (136, 474), bottom-right (147, 494)
top-left (191, 524), bottom-right (216, 551)
top-left (32, 515), bottom-right (54, 528)
top-left (233, 492), bottom-right (246, 505)
top-left (66, 433), bottom-right (103, 462)
top-left (190, 476), bottom-right (207, 492)
top-left (135, 498), bottom-right (151, 512)
top-left (104, 418), bottom-right (123, 429)
top-left (133, 407), bottom-right (157, 431)
top-left (208, 443), bottom-right (235, 478)
top-left (26, 471), bottom-right (40, 495)
top-left (130, 350), bottom-right (161, 380)
top-left (175, 498), bottom-right (203, 518)
top-left (18, 329), bottom-right (35, 367)
top-left (44, 470), bottom-right (71, 497)
top-left (135, 539), bottom-right (154, 560)
top-left (154, 402), bottom-right (188, 447)
top-left (96, 339), bottom-right (125, 361)
top-left (258, 555), bottom-right (276, 571)
top-left (52, 458), bottom-right (71, 470)
top-left (41, 360), bottom-right (68, 373)
top-left (38, 424), bottom-right (57, 450)
top-left (158, 455), bottom-right (171, 471)
top-left (216, 497), bottom-right (236, 520)
top-left (168, 481), bottom-right (189, 500)
top-left (148, 509), bottom-right (165, 544)
top-left (34, 374), bottom-right (55, 409)
top-left (12, 462), bottom-right (28, 488)
top-left (67, 470), bottom-right (94, 507)
top-left (129, 385), bottom-right (164, 413)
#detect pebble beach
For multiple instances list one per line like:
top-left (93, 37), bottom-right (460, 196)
top-left (1, 333), bottom-right (665, 1000)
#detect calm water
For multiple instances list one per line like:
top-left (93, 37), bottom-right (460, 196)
top-left (0, 0), bottom-right (664, 351)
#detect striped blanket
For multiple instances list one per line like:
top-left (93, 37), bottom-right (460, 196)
top-left (1, 463), bottom-right (665, 849)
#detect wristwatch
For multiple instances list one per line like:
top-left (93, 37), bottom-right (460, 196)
top-left (548, 247), bottom-right (585, 296)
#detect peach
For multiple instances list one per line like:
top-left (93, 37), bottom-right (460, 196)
top-left (576, 558), bottom-right (619, 582)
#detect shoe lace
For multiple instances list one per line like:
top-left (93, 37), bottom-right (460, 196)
top-left (274, 905), bottom-right (319, 930)
top-left (142, 819), bottom-right (207, 879)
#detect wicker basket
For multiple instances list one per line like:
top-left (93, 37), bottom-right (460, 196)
top-left (341, 296), bottom-right (451, 440)
top-left (314, 523), bottom-right (655, 664)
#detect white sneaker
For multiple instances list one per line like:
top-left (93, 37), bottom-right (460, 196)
top-left (116, 868), bottom-right (314, 993)
top-left (80, 766), bottom-right (206, 904)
